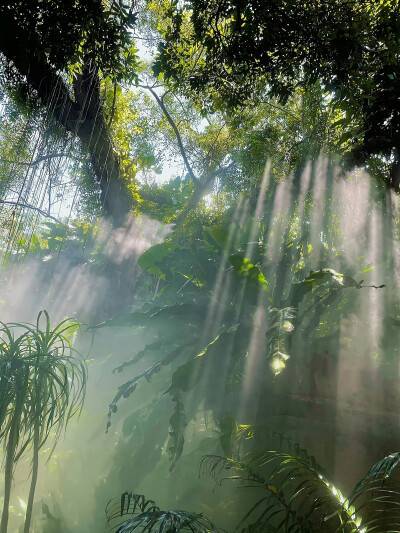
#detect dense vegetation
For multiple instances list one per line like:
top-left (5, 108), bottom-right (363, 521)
top-left (0, 1), bottom-right (399, 532)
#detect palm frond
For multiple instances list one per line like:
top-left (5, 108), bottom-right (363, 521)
top-left (106, 492), bottom-right (159, 527)
top-left (116, 510), bottom-right (216, 533)
top-left (106, 492), bottom-right (218, 533)
top-left (352, 453), bottom-right (400, 494)
top-left (201, 451), bottom-right (365, 533)
top-left (348, 453), bottom-right (400, 533)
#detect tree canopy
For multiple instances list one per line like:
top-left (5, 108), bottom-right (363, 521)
top-left (1, 0), bottom-right (400, 229)
top-left (156, 0), bottom-right (400, 187)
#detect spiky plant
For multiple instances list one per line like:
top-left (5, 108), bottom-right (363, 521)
top-left (0, 311), bottom-right (87, 533)
top-left (0, 324), bottom-right (32, 533)
top-left (106, 491), bottom-right (218, 533)
top-left (201, 449), bottom-right (400, 532)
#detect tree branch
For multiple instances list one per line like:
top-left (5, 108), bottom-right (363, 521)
top-left (0, 153), bottom-right (84, 167)
top-left (173, 162), bottom-right (235, 225)
top-left (141, 85), bottom-right (199, 186)
top-left (0, 200), bottom-right (66, 225)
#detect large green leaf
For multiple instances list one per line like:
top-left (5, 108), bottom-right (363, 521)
top-left (138, 242), bottom-right (182, 279)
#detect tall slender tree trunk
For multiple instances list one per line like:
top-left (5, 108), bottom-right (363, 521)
top-left (0, 417), bottom-right (18, 533)
top-left (23, 419), bottom-right (40, 533)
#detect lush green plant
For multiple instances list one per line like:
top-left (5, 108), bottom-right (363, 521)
top-left (106, 491), bottom-right (218, 533)
top-left (0, 311), bottom-right (87, 533)
top-left (0, 323), bottom-right (32, 533)
top-left (154, 0), bottom-right (400, 186)
top-left (94, 210), bottom-right (383, 473)
top-left (13, 220), bottom-right (108, 267)
top-left (105, 433), bottom-right (400, 533)
top-left (202, 444), bottom-right (400, 533)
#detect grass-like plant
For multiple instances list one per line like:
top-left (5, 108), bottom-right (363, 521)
top-left (0, 311), bottom-right (87, 533)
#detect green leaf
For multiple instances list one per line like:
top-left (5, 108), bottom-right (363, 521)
top-left (229, 254), bottom-right (269, 291)
top-left (218, 413), bottom-right (237, 457)
top-left (204, 225), bottom-right (229, 248)
top-left (138, 242), bottom-right (182, 279)
top-left (167, 389), bottom-right (187, 473)
top-left (362, 266), bottom-right (374, 273)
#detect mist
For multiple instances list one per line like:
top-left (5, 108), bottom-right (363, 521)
top-left (0, 160), bottom-right (399, 533)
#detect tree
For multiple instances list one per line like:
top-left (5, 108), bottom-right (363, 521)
top-left (0, 1), bottom-right (139, 224)
top-left (154, 0), bottom-right (400, 188)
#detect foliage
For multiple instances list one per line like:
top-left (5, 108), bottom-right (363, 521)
top-left (0, 1), bottom-right (139, 84)
top-left (93, 204), bottom-right (382, 472)
top-left (106, 491), bottom-right (218, 533)
top-left (0, 2), bottom-right (398, 532)
top-left (11, 220), bottom-right (93, 254)
top-left (140, 177), bottom-right (196, 222)
top-left (154, 0), bottom-right (400, 182)
top-left (201, 443), bottom-right (400, 532)
top-left (0, 311), bottom-right (87, 533)
top-left (0, 0), bottom-right (144, 224)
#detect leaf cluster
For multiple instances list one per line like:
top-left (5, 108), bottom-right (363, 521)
top-left (106, 491), bottom-right (218, 533)
top-left (0, 1), bottom-right (139, 84)
top-left (93, 214), bottom-right (377, 472)
top-left (202, 445), bottom-right (400, 532)
top-left (0, 311), bottom-right (86, 460)
top-left (154, 0), bottom-right (400, 176)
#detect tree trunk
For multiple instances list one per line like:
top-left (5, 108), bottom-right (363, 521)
top-left (23, 421), bottom-right (40, 533)
top-left (72, 62), bottom-right (132, 226)
top-left (0, 417), bottom-right (18, 533)
top-left (0, 12), bottom-right (132, 226)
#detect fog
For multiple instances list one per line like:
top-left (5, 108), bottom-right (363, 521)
top-left (1, 162), bottom-right (399, 532)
